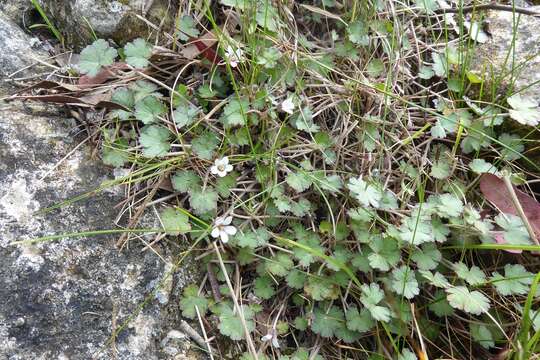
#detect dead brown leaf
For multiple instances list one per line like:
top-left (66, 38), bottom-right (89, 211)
top-left (480, 173), bottom-right (540, 240)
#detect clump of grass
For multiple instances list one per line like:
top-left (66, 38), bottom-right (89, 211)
top-left (29, 0), bottom-right (64, 44)
top-left (16, 0), bottom-right (540, 359)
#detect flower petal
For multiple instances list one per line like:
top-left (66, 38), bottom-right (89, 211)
top-left (220, 231), bottom-right (229, 243)
top-left (214, 217), bottom-right (224, 226)
top-left (221, 156), bottom-right (229, 165)
top-left (224, 225), bottom-right (237, 235)
top-left (281, 98), bottom-right (295, 114)
top-left (225, 164), bottom-right (233, 172)
top-left (217, 170), bottom-right (227, 177)
top-left (210, 165), bottom-right (219, 175)
top-left (223, 216), bottom-right (233, 225)
top-left (211, 227), bottom-right (220, 238)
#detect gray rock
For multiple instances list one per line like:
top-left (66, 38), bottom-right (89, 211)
top-left (1, 0), bottom-right (34, 23)
top-left (470, 7), bottom-right (540, 167)
top-left (36, 0), bottom-right (176, 48)
top-left (472, 7), bottom-right (540, 101)
top-left (0, 11), bottom-right (203, 360)
top-left (0, 0), bottom-right (32, 26)
top-left (0, 13), bottom-right (47, 82)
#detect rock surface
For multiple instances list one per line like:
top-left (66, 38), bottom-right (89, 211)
top-left (0, 12), bottom-right (47, 81)
top-left (471, 7), bottom-right (540, 168)
top-left (0, 0), bottom-right (32, 26)
top-left (472, 7), bottom-right (540, 101)
top-left (36, 0), bottom-right (176, 48)
top-left (0, 11), bottom-right (202, 360)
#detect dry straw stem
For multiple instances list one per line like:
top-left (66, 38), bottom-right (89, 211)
top-left (194, 306), bottom-right (215, 360)
top-left (179, 319), bottom-right (213, 357)
top-left (116, 174), bottom-right (165, 248)
top-left (502, 175), bottom-right (540, 247)
top-left (212, 241), bottom-right (259, 359)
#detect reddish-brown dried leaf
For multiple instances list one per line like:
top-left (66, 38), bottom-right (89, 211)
top-left (192, 39), bottom-right (219, 64)
top-left (180, 44), bottom-right (201, 60)
top-left (9, 94), bottom-right (86, 105)
top-left (12, 80), bottom-right (81, 94)
top-left (479, 173), bottom-right (540, 238)
top-left (8, 94), bottom-right (128, 111)
top-left (80, 91), bottom-right (112, 105)
top-left (181, 31), bottom-right (220, 64)
top-left (78, 62), bottom-right (129, 87)
top-left (158, 176), bottom-right (174, 192)
top-left (94, 101), bottom-right (131, 111)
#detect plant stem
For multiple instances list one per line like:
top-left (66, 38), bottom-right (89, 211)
top-left (502, 176), bottom-right (539, 247)
top-left (212, 241), bottom-right (258, 359)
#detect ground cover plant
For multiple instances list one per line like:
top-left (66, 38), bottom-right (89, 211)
top-left (15, 0), bottom-right (540, 359)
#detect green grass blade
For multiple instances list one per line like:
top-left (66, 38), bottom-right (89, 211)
top-left (30, 0), bottom-right (63, 44)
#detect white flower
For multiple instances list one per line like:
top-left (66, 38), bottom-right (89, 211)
top-left (280, 97), bottom-right (295, 115)
top-left (224, 45), bottom-right (243, 67)
top-left (211, 216), bottom-right (237, 243)
top-left (210, 157), bottom-right (233, 177)
top-left (261, 331), bottom-right (280, 348)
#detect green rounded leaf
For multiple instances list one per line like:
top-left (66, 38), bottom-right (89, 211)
top-left (160, 208), bottom-right (191, 235)
top-left (79, 39), bottom-right (118, 77)
top-left (139, 125), bottom-right (170, 157)
top-left (124, 38), bottom-right (153, 68)
top-left (135, 96), bottom-right (167, 124)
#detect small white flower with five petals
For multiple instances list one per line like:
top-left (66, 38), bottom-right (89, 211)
top-left (211, 216), bottom-right (237, 243)
top-left (210, 157), bottom-right (233, 177)
top-left (224, 46), bottom-right (244, 68)
top-left (280, 97), bottom-right (295, 115)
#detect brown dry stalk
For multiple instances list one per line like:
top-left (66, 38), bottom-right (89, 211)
top-left (502, 176), bottom-right (540, 247)
top-left (116, 173), bottom-right (165, 249)
top-left (212, 241), bottom-right (259, 359)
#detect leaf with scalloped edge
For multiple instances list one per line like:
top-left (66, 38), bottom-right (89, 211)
top-left (134, 96), bottom-right (166, 124)
top-left (139, 125), bottom-right (170, 157)
top-left (446, 286), bottom-right (490, 315)
top-left (160, 208), bottom-right (191, 235)
top-left (124, 38), bottom-right (153, 68)
top-left (180, 284), bottom-right (208, 319)
top-left (507, 93), bottom-right (540, 126)
top-left (78, 39), bottom-right (118, 77)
